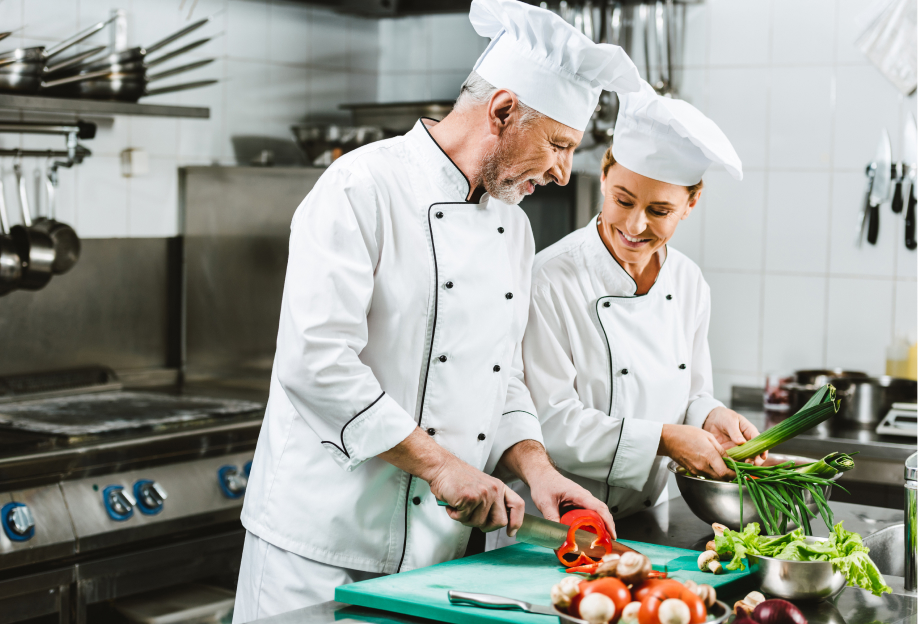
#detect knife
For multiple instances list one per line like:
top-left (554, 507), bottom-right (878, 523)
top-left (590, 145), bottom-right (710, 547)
top-left (857, 162), bottom-right (876, 247)
top-left (437, 499), bottom-right (637, 558)
top-left (448, 590), bottom-right (587, 624)
top-left (867, 129), bottom-right (893, 245)
top-left (904, 114), bottom-right (917, 250)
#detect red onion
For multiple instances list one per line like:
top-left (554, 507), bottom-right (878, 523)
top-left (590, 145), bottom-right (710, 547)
top-left (732, 618), bottom-right (760, 624)
top-left (753, 599), bottom-right (808, 624)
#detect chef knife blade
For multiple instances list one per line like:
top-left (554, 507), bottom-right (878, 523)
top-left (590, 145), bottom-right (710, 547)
top-left (857, 162), bottom-right (876, 247)
top-left (867, 129), bottom-right (893, 245)
top-left (448, 591), bottom-right (587, 624)
top-left (436, 500), bottom-right (636, 558)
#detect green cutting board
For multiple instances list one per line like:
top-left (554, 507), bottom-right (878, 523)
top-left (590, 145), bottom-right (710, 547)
top-left (336, 540), bottom-right (754, 623)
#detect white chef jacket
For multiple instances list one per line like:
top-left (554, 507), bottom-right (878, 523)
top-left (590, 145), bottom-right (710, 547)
top-left (240, 120), bottom-right (543, 574)
top-left (522, 216), bottom-right (723, 518)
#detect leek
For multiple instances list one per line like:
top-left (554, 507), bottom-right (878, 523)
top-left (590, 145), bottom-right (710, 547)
top-left (726, 383), bottom-right (840, 461)
top-left (796, 451), bottom-right (857, 478)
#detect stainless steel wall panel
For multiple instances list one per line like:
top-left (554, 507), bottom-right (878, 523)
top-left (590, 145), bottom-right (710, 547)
top-left (0, 238), bottom-right (173, 377)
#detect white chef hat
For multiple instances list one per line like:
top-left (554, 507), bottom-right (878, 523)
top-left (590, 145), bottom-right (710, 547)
top-left (469, 0), bottom-right (640, 132)
top-left (612, 80), bottom-right (743, 185)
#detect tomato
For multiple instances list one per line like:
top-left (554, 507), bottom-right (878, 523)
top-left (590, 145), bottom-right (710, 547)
top-left (637, 580), bottom-right (707, 624)
top-left (570, 578), bottom-right (631, 623)
top-left (631, 579), bottom-right (677, 602)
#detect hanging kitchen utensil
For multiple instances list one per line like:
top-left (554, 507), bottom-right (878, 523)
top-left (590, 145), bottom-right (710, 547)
top-left (640, 3), bottom-right (651, 83)
top-left (903, 113), bottom-right (917, 250)
top-left (31, 161), bottom-right (80, 275)
top-left (907, 180), bottom-right (917, 250)
top-left (0, 177), bottom-right (23, 296)
top-left (867, 129), bottom-right (892, 245)
top-left (606, 2), bottom-right (623, 46)
top-left (0, 15), bottom-right (114, 67)
top-left (892, 163), bottom-right (905, 214)
top-left (654, 1), bottom-right (670, 94)
top-left (9, 161), bottom-right (54, 291)
top-left (857, 162), bottom-right (876, 247)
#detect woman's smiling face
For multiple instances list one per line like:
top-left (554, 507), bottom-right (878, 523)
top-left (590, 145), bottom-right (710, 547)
top-left (599, 162), bottom-right (700, 267)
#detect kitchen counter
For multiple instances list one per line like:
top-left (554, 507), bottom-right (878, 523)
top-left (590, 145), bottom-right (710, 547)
top-left (246, 498), bottom-right (916, 624)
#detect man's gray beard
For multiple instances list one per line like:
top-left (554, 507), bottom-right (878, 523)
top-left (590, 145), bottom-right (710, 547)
top-left (479, 134), bottom-right (528, 205)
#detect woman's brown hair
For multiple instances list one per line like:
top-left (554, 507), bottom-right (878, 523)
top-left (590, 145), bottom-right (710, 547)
top-left (601, 145), bottom-right (703, 201)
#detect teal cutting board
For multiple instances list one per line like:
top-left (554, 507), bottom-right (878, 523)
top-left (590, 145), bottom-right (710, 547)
top-left (336, 540), bottom-right (754, 623)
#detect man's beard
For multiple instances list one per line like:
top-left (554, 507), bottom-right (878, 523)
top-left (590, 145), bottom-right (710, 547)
top-left (478, 129), bottom-right (547, 205)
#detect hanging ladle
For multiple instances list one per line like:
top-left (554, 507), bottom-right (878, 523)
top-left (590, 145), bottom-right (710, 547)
top-left (9, 160), bottom-right (54, 290)
top-left (0, 176), bottom-right (23, 295)
top-left (31, 160), bottom-right (80, 274)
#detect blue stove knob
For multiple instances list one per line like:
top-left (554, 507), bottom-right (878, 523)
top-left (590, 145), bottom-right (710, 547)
top-left (217, 465), bottom-right (248, 499)
top-left (103, 485), bottom-right (135, 521)
top-left (1, 502), bottom-right (35, 541)
top-left (133, 480), bottom-right (168, 515)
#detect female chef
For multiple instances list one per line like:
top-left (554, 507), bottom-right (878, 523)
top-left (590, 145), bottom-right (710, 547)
top-left (512, 79), bottom-right (765, 529)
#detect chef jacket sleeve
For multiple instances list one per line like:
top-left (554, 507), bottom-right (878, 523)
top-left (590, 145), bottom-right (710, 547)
top-left (484, 338), bottom-right (545, 475)
top-left (683, 279), bottom-right (725, 428)
top-left (275, 166), bottom-right (418, 472)
top-left (523, 282), bottom-right (660, 492)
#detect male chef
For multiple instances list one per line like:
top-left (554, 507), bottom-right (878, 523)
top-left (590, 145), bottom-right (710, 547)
top-left (233, 1), bottom-right (641, 620)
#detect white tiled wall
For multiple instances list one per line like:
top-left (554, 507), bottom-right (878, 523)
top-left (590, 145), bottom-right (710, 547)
top-left (380, 1), bottom-right (918, 395)
top-left (0, 0), bottom-right (377, 238)
top-left (667, 0), bottom-right (918, 394)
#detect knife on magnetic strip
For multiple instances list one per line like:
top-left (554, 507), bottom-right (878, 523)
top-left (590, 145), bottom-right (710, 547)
top-left (437, 500), bottom-right (638, 558)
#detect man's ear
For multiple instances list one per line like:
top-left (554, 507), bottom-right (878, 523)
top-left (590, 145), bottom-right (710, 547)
top-left (486, 89), bottom-right (519, 137)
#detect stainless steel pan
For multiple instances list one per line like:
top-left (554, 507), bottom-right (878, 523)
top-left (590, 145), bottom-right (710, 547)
top-left (84, 18), bottom-right (210, 68)
top-left (31, 165), bottom-right (79, 275)
top-left (0, 46), bottom-right (107, 93)
top-left (0, 178), bottom-right (23, 295)
top-left (78, 37), bottom-right (212, 76)
top-left (43, 59), bottom-right (216, 102)
top-left (0, 16), bottom-right (113, 65)
top-left (8, 163), bottom-right (53, 291)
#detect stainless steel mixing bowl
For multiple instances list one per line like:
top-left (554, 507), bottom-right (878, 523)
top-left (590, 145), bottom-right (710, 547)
top-left (669, 454), bottom-right (837, 531)
top-left (747, 537), bottom-right (848, 602)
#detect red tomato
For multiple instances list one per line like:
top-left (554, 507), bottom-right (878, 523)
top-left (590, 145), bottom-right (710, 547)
top-left (571, 578), bottom-right (631, 623)
top-left (637, 580), bottom-right (707, 624)
top-left (631, 579), bottom-right (676, 603)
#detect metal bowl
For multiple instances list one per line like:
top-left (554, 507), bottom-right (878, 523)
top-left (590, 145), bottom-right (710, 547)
top-left (669, 454), bottom-right (837, 531)
top-left (553, 599), bottom-right (731, 623)
top-left (747, 537), bottom-right (848, 602)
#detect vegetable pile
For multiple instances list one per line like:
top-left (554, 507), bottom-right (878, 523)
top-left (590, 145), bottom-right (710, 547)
top-left (713, 521), bottom-right (892, 596)
top-left (551, 552), bottom-right (716, 624)
top-left (724, 451), bottom-right (855, 535)
top-left (732, 593), bottom-right (807, 624)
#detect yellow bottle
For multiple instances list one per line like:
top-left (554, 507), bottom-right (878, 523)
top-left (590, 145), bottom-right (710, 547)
top-left (907, 341), bottom-right (917, 381)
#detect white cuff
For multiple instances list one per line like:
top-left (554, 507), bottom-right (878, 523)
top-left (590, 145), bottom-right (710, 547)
top-left (484, 410), bottom-right (544, 474)
top-left (323, 393), bottom-right (417, 471)
top-left (607, 418), bottom-right (664, 491)
top-left (685, 396), bottom-right (724, 428)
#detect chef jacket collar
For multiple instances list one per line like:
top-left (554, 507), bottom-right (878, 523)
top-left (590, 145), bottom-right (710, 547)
top-left (586, 214), bottom-right (668, 297)
top-left (409, 118), bottom-right (476, 203)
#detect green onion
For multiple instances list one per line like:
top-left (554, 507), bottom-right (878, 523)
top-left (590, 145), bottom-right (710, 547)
top-left (726, 384), bottom-right (840, 461)
top-left (796, 451), bottom-right (857, 477)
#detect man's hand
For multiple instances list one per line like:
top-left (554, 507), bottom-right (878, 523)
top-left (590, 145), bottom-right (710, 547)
top-left (379, 428), bottom-right (524, 534)
top-left (658, 423), bottom-right (734, 480)
top-left (703, 406), bottom-right (767, 466)
top-left (428, 454), bottom-right (525, 534)
top-left (500, 440), bottom-right (616, 539)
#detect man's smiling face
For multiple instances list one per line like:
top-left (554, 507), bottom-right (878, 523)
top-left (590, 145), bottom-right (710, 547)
top-left (479, 114), bottom-right (582, 205)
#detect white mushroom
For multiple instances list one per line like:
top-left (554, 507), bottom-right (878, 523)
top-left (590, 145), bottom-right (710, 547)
top-left (711, 523), bottom-right (728, 537)
top-left (682, 579), bottom-right (698, 592)
top-left (744, 591), bottom-right (766, 608)
top-left (578, 593), bottom-right (616, 624)
top-left (705, 540), bottom-right (717, 552)
top-left (619, 601), bottom-right (642, 624)
top-left (596, 553), bottom-right (620, 577)
top-left (617, 551), bottom-right (652, 584)
top-left (692, 583), bottom-right (717, 608)
top-left (733, 592), bottom-right (766, 618)
top-left (550, 576), bottom-right (582, 609)
top-left (697, 550), bottom-right (723, 574)
top-left (657, 598), bottom-right (691, 624)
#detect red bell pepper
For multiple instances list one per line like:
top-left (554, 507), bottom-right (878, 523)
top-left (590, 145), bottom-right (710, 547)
top-left (555, 509), bottom-right (614, 568)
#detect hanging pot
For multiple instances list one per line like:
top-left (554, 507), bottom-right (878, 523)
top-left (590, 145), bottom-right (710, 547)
top-left (0, 177), bottom-right (23, 295)
top-left (8, 162), bottom-right (54, 291)
top-left (31, 164), bottom-right (80, 275)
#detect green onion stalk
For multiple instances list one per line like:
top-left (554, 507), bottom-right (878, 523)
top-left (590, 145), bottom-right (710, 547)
top-left (796, 451), bottom-right (858, 478)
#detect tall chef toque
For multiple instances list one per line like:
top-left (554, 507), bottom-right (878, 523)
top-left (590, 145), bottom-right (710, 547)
top-left (612, 79), bottom-right (743, 186)
top-left (469, 0), bottom-right (641, 132)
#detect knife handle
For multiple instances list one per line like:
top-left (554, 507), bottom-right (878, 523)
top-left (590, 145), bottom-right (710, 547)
top-left (867, 202), bottom-right (880, 245)
top-left (448, 591), bottom-right (530, 612)
top-left (892, 180), bottom-right (904, 214)
top-left (906, 186), bottom-right (916, 251)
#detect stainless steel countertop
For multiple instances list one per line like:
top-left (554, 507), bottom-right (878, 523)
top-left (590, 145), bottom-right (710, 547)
top-left (247, 498), bottom-right (916, 624)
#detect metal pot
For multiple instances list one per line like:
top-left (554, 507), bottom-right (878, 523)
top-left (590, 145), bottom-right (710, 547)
top-left (31, 166), bottom-right (79, 275)
top-left (793, 369), bottom-right (869, 386)
top-left (836, 376), bottom-right (918, 427)
top-left (42, 58), bottom-right (215, 102)
top-left (8, 162), bottom-right (53, 291)
top-left (81, 37), bottom-right (211, 76)
top-left (0, 178), bottom-right (23, 295)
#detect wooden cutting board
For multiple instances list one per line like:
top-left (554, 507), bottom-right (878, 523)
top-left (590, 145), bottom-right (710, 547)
top-left (336, 540), bottom-right (754, 624)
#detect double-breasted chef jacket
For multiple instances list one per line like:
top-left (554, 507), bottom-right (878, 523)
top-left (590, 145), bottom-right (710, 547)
top-left (520, 216), bottom-right (723, 519)
top-left (240, 119), bottom-right (544, 574)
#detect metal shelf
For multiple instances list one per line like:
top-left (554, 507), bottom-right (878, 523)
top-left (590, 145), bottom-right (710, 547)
top-left (0, 93), bottom-right (209, 119)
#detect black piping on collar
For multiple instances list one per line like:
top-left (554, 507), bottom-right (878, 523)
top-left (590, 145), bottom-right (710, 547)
top-left (594, 218), bottom-right (669, 298)
top-left (418, 117), bottom-right (473, 202)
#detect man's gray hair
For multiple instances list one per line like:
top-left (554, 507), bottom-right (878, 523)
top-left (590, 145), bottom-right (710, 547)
top-left (454, 71), bottom-right (544, 126)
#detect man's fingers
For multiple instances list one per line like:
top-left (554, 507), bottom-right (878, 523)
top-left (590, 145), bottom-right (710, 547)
top-left (705, 431), bottom-right (727, 457)
top-left (738, 415), bottom-right (760, 440)
top-left (505, 487), bottom-right (525, 537)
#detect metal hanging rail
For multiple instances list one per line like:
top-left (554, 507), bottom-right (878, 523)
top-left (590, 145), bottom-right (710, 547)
top-left (0, 120), bottom-right (95, 166)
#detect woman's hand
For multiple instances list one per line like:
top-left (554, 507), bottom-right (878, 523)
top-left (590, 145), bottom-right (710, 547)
top-left (702, 407), bottom-right (767, 465)
top-left (658, 424), bottom-right (734, 479)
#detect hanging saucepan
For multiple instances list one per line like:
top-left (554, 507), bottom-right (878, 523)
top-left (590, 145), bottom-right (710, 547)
top-left (42, 59), bottom-right (216, 102)
top-left (0, 177), bottom-right (23, 295)
top-left (31, 163), bottom-right (80, 275)
top-left (0, 15), bottom-right (113, 67)
top-left (0, 46), bottom-right (107, 93)
top-left (77, 37), bottom-right (212, 76)
top-left (78, 17), bottom-right (210, 71)
top-left (9, 162), bottom-right (54, 291)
